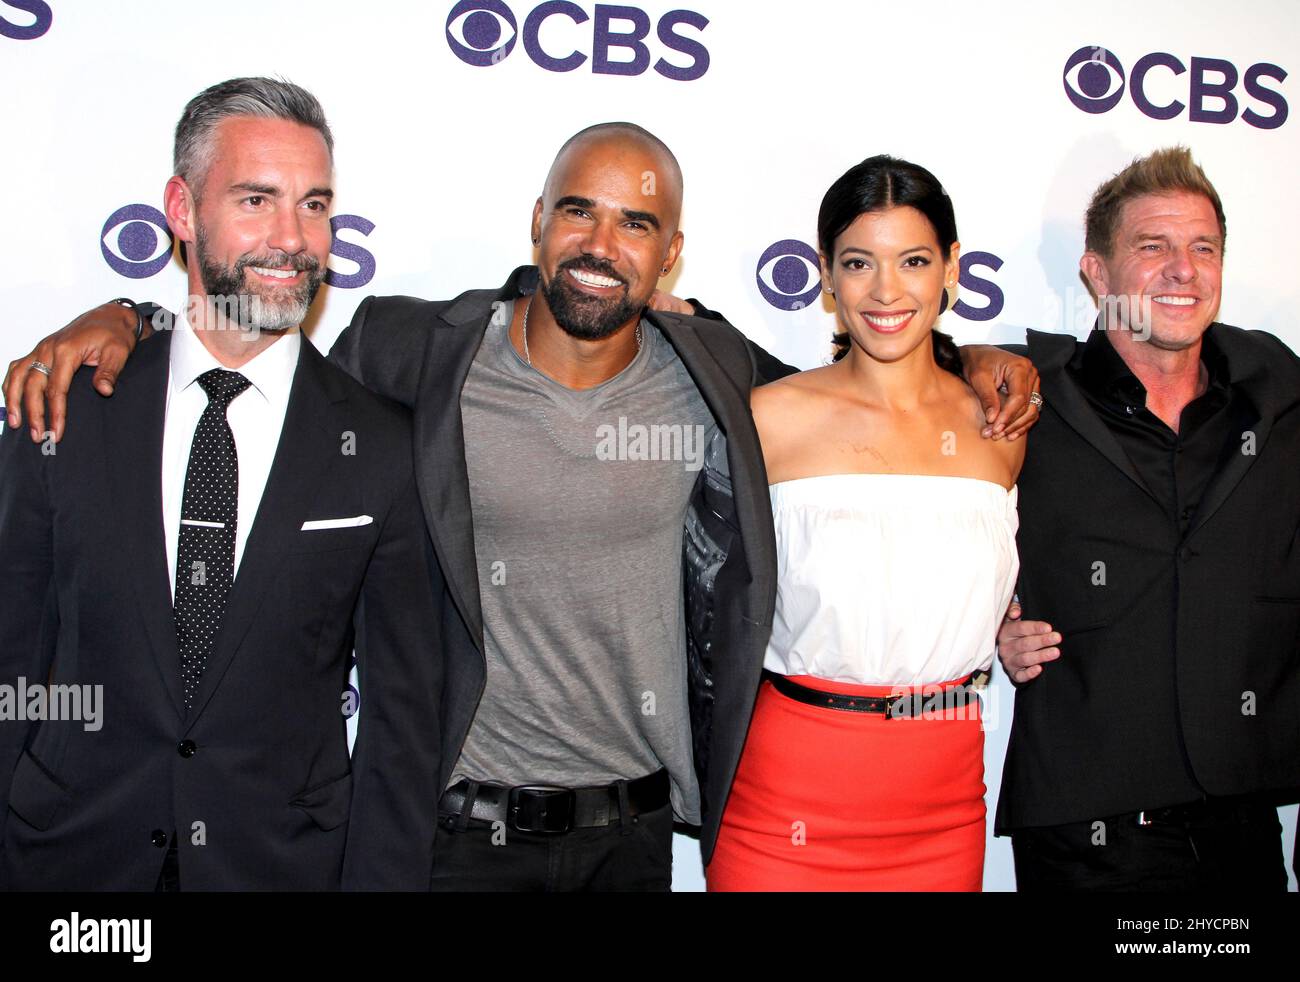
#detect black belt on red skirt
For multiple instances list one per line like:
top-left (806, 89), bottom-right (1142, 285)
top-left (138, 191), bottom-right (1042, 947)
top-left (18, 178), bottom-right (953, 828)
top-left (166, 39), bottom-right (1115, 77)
top-left (762, 670), bottom-right (979, 718)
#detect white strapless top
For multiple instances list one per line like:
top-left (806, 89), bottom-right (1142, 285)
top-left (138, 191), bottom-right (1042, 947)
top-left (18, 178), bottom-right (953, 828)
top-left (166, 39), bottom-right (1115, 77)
top-left (764, 474), bottom-right (1020, 686)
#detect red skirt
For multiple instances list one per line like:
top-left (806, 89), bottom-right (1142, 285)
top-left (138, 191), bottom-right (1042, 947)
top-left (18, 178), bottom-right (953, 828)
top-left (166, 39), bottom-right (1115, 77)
top-left (706, 675), bottom-right (986, 891)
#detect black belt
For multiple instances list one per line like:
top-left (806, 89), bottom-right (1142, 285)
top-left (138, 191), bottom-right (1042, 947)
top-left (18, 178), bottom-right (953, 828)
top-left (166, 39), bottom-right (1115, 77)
top-left (764, 670), bottom-right (979, 718)
top-left (439, 768), bottom-right (670, 835)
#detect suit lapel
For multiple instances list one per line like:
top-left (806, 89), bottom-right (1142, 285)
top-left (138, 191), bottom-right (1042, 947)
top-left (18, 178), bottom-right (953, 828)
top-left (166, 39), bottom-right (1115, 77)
top-left (1027, 329), bottom-right (1161, 507)
top-left (654, 313), bottom-right (778, 621)
top-left (184, 337), bottom-right (344, 727)
top-left (1185, 325), bottom-right (1274, 538)
top-left (413, 294), bottom-right (502, 657)
top-left (104, 332), bottom-right (186, 720)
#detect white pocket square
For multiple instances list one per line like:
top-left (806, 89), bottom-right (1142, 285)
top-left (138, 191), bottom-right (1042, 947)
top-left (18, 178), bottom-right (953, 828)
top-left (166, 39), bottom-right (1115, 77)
top-left (301, 515), bottom-right (373, 531)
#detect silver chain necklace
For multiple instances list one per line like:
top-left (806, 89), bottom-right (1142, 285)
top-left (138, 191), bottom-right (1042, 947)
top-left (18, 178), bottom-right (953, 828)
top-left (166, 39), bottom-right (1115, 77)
top-left (522, 297), bottom-right (642, 367)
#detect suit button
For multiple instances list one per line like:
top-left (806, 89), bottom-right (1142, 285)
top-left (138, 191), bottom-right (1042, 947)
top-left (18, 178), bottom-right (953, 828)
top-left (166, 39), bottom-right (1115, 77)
top-left (1179, 547), bottom-right (1196, 562)
top-left (151, 830), bottom-right (168, 847)
top-left (177, 740), bottom-right (197, 758)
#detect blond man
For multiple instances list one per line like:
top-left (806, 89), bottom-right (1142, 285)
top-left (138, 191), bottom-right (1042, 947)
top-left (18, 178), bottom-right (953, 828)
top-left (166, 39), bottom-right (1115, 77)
top-left (996, 147), bottom-right (1300, 891)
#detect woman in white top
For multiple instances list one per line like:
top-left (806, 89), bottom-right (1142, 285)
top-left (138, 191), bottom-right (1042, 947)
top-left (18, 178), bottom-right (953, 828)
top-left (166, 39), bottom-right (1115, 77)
top-left (706, 155), bottom-right (1025, 891)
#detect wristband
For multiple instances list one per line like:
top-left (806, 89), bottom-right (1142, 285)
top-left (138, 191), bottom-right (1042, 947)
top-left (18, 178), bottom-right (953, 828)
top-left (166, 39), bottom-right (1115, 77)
top-left (110, 297), bottom-right (145, 341)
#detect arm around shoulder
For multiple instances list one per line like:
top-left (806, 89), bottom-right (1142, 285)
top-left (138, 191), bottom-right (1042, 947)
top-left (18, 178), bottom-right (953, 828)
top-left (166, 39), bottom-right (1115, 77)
top-left (676, 295), bottom-right (799, 385)
top-left (327, 296), bottom-right (437, 410)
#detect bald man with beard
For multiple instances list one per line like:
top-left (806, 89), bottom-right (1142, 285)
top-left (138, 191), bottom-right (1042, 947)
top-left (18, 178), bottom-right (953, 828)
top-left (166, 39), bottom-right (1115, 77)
top-left (4, 121), bottom-right (1039, 890)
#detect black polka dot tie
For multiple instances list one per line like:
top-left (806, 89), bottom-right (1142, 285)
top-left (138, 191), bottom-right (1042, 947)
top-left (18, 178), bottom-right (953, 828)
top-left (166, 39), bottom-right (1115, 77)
top-left (174, 368), bottom-right (250, 711)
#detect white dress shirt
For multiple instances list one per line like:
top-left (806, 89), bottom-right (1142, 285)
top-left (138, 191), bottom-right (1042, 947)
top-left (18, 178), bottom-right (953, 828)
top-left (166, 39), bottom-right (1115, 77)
top-left (161, 314), bottom-right (301, 600)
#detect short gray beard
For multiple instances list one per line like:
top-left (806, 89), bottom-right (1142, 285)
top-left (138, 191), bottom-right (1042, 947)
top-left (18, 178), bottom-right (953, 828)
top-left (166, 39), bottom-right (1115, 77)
top-left (195, 226), bottom-right (323, 333)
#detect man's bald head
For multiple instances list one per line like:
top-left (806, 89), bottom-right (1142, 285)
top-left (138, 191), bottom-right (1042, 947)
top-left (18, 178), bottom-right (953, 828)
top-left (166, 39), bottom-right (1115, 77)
top-left (543, 121), bottom-right (684, 223)
top-left (529, 121), bottom-right (687, 344)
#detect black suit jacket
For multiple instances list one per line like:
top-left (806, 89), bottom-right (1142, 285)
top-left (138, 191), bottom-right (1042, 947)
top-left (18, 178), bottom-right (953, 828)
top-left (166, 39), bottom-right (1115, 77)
top-left (997, 324), bottom-right (1300, 832)
top-left (0, 330), bottom-right (444, 890)
top-left (327, 266), bottom-right (795, 865)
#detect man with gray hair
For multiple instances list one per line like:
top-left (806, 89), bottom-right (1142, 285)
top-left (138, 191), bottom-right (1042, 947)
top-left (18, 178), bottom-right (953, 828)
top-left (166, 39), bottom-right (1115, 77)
top-left (170, 76), bottom-right (335, 335)
top-left (0, 77), bottom-right (444, 890)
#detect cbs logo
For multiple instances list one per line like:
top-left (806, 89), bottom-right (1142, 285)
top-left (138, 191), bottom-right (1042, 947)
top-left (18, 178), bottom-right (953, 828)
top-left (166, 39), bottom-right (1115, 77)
top-left (1063, 45), bottom-right (1287, 129)
top-left (445, 0), bottom-right (709, 80)
top-left (100, 205), bottom-right (379, 289)
top-left (756, 239), bottom-right (1005, 322)
top-left (0, 0), bottom-right (52, 40)
top-left (101, 205), bottom-right (174, 279)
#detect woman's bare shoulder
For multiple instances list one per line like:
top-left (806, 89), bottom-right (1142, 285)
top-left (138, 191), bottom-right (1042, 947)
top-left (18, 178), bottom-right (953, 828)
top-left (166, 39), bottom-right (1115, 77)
top-left (940, 370), bottom-right (1027, 485)
top-left (754, 364), bottom-right (842, 450)
top-left (752, 364), bottom-right (841, 407)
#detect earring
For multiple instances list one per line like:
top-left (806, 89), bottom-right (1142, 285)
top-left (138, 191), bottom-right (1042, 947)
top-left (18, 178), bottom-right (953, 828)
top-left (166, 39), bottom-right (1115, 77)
top-left (825, 285), bottom-right (834, 295)
top-left (532, 236), bottom-right (539, 246)
top-left (661, 266), bottom-right (669, 274)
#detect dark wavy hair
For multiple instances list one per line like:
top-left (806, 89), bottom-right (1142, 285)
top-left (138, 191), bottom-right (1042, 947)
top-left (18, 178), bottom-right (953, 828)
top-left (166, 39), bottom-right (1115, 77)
top-left (818, 155), bottom-right (963, 377)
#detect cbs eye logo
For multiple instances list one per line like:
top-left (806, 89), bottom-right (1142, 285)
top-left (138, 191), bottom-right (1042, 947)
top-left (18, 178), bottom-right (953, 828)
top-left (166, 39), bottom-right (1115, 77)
top-left (99, 205), bottom-right (379, 289)
top-left (756, 240), bottom-right (821, 311)
top-left (1063, 44), bottom-right (1288, 129)
top-left (1063, 46), bottom-right (1126, 113)
top-left (101, 204), bottom-right (174, 279)
top-left (757, 239), bottom-right (1006, 322)
top-left (446, 0), bottom-right (516, 67)
top-left (0, 0), bottom-right (53, 40)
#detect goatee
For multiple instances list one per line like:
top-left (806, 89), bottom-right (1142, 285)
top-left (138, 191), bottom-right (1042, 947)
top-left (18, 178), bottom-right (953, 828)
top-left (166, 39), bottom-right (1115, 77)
top-left (542, 256), bottom-right (641, 341)
top-left (195, 226), bottom-right (324, 332)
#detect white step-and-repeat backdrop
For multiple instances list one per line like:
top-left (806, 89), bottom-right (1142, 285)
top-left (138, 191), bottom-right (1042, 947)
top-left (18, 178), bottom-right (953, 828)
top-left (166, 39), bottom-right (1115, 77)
top-left (1, 0), bottom-right (1296, 891)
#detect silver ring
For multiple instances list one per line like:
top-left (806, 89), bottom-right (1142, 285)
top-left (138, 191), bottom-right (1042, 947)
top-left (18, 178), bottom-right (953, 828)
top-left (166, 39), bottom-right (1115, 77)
top-left (1028, 391), bottom-right (1043, 408)
top-left (29, 360), bottom-right (52, 378)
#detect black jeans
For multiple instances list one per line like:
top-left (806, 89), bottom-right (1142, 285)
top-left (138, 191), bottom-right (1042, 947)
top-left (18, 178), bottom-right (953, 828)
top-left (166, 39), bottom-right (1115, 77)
top-left (429, 801), bottom-right (675, 892)
top-left (1011, 798), bottom-right (1288, 892)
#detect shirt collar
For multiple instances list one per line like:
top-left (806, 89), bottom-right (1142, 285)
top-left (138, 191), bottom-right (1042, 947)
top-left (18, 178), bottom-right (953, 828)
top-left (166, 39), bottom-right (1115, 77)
top-left (1078, 321), bottom-right (1229, 408)
top-left (171, 302), bottom-right (301, 403)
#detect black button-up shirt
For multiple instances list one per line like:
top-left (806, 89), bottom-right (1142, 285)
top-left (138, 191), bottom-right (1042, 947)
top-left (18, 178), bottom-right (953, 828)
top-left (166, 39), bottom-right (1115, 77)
top-left (1067, 327), bottom-right (1246, 539)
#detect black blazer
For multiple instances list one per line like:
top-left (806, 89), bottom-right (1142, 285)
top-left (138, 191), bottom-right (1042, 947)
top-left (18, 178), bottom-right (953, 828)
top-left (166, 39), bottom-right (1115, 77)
top-left (997, 325), bottom-right (1300, 832)
top-left (0, 330), bottom-right (444, 890)
top-left (328, 266), bottom-right (794, 865)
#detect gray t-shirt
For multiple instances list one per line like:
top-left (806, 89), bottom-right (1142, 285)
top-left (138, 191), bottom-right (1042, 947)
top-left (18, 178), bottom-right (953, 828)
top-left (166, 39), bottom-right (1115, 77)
top-left (453, 302), bottom-right (716, 823)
